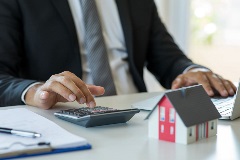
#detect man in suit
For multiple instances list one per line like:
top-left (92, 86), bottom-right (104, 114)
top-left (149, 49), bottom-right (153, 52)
top-left (0, 0), bottom-right (236, 109)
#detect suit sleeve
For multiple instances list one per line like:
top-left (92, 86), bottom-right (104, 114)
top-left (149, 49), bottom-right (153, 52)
top-left (0, 0), bottom-right (37, 107)
top-left (146, 1), bottom-right (197, 89)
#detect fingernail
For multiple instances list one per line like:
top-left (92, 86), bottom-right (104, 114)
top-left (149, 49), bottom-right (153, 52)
top-left (40, 91), bottom-right (47, 99)
top-left (88, 101), bottom-right (95, 108)
top-left (40, 92), bottom-right (44, 99)
top-left (230, 89), bottom-right (235, 95)
top-left (172, 84), bottom-right (178, 89)
top-left (208, 90), bottom-right (214, 95)
top-left (80, 98), bottom-right (86, 104)
top-left (176, 78), bottom-right (181, 82)
top-left (69, 94), bottom-right (76, 101)
top-left (222, 90), bottom-right (228, 96)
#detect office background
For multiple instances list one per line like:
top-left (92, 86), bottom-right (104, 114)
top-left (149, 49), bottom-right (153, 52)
top-left (145, 0), bottom-right (240, 92)
top-left (1, 1), bottom-right (240, 159)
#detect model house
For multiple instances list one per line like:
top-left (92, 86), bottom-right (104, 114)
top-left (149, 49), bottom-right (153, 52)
top-left (146, 85), bottom-right (221, 144)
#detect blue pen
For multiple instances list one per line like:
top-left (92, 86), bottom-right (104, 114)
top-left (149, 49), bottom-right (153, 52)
top-left (0, 127), bottom-right (41, 138)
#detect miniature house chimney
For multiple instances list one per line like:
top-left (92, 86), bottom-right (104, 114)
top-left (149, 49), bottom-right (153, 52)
top-left (180, 88), bottom-right (186, 98)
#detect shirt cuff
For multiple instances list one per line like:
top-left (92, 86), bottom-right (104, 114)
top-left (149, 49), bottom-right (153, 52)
top-left (21, 82), bottom-right (43, 104)
top-left (183, 64), bottom-right (210, 74)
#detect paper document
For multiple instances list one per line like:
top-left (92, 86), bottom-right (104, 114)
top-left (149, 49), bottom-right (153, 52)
top-left (0, 108), bottom-right (89, 158)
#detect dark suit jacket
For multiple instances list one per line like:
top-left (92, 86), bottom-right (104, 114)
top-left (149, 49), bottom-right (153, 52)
top-left (0, 0), bottom-right (195, 106)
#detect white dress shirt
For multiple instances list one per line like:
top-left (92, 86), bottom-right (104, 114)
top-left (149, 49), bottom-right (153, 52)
top-left (68, 0), bottom-right (138, 95)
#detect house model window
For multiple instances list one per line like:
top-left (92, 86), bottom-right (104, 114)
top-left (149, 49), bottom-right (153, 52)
top-left (211, 121), bottom-right (214, 130)
top-left (169, 108), bottom-right (175, 123)
top-left (161, 124), bottom-right (164, 133)
top-left (189, 127), bottom-right (193, 137)
top-left (160, 107), bottom-right (165, 121)
top-left (170, 126), bottom-right (174, 135)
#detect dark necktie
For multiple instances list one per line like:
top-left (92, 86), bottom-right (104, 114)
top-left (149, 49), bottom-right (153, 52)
top-left (79, 0), bottom-right (117, 96)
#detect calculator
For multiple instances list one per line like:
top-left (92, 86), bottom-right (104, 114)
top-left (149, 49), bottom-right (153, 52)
top-left (54, 106), bottom-right (140, 127)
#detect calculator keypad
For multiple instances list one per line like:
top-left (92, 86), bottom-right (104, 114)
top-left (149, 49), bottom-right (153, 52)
top-left (60, 106), bottom-right (118, 117)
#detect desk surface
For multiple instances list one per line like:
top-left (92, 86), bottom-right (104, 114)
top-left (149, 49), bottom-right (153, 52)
top-left (2, 92), bottom-right (240, 160)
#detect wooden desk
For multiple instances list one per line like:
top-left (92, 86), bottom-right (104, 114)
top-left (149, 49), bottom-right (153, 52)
top-left (2, 92), bottom-right (240, 160)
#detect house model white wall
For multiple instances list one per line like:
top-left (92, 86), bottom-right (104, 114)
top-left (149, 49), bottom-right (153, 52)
top-left (146, 85), bottom-right (221, 144)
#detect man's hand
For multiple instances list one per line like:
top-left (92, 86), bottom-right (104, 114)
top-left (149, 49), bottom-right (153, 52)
top-left (25, 71), bottom-right (105, 109)
top-left (171, 69), bottom-right (237, 97)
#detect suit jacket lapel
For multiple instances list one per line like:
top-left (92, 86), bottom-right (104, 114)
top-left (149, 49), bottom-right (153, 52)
top-left (115, 0), bottom-right (146, 92)
top-left (115, 0), bottom-right (133, 58)
top-left (50, 0), bottom-right (132, 59)
top-left (50, 0), bottom-right (79, 48)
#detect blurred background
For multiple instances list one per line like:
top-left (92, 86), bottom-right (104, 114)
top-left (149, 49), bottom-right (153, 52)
top-left (145, 0), bottom-right (240, 92)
